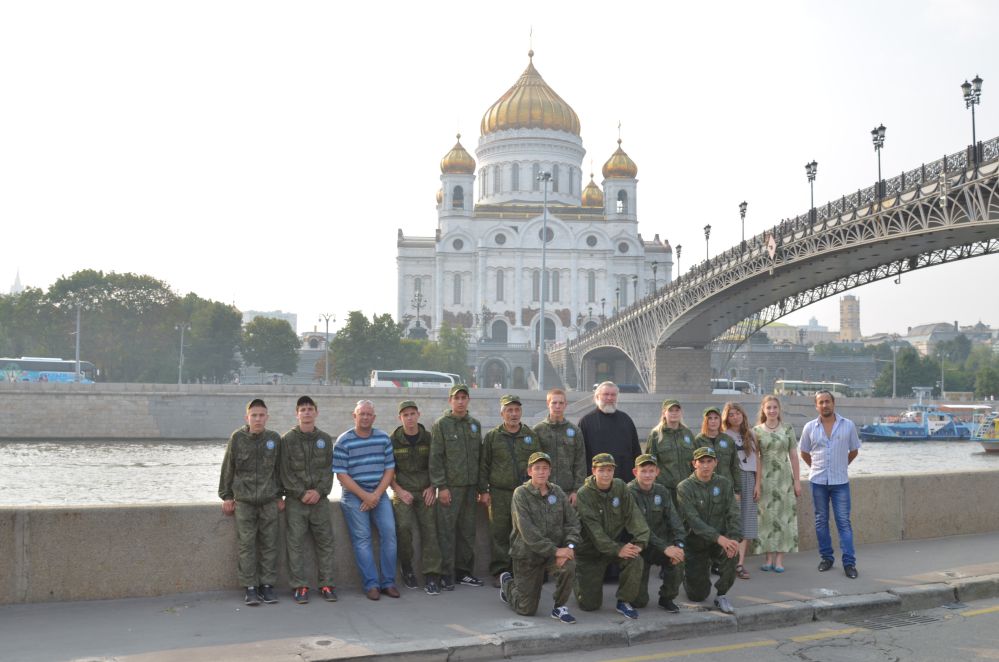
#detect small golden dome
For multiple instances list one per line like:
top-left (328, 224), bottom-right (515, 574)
top-left (602, 139), bottom-right (638, 179)
top-left (436, 188), bottom-right (443, 205)
top-left (581, 173), bottom-right (604, 207)
top-left (480, 51), bottom-right (581, 136)
top-left (440, 134), bottom-right (475, 174)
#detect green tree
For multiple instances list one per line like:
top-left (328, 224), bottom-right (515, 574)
top-left (241, 317), bottom-right (300, 376)
top-left (183, 294), bottom-right (243, 383)
top-left (937, 334), bottom-right (972, 364)
top-left (976, 367), bottom-right (999, 399)
top-left (329, 312), bottom-right (407, 384)
top-left (873, 346), bottom-right (938, 397)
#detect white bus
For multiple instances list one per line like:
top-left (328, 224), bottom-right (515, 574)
top-left (711, 378), bottom-right (755, 395)
top-left (369, 369), bottom-right (459, 388)
top-left (773, 380), bottom-right (854, 398)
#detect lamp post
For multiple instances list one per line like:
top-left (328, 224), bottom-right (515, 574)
top-left (631, 274), bottom-right (638, 303)
top-left (615, 286), bottom-right (620, 314)
top-left (175, 323), bottom-right (190, 385)
top-left (537, 170), bottom-right (552, 391)
top-left (805, 160), bottom-right (818, 210)
top-left (962, 75), bottom-right (983, 165)
top-left (871, 124), bottom-right (886, 198)
top-left (890, 334), bottom-right (899, 399)
top-left (675, 245), bottom-right (682, 279)
top-left (703, 224), bottom-right (711, 261)
top-left (738, 201), bottom-right (747, 244)
top-left (319, 313), bottom-right (335, 386)
top-left (74, 303), bottom-right (82, 382)
top-left (600, 297), bottom-right (606, 321)
top-left (651, 262), bottom-right (658, 292)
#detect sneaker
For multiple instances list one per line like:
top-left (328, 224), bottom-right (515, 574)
top-left (244, 586), bottom-right (260, 606)
top-left (459, 574), bottom-right (484, 587)
top-left (440, 575), bottom-right (455, 591)
top-left (258, 584), bottom-right (278, 604)
top-left (402, 571), bottom-right (418, 589)
top-left (425, 578), bottom-right (440, 596)
top-left (551, 605), bottom-right (577, 624)
top-left (714, 596), bottom-right (735, 614)
top-left (320, 586), bottom-right (338, 602)
top-left (293, 587), bottom-right (309, 604)
top-left (615, 600), bottom-right (638, 619)
top-left (499, 571), bottom-right (513, 604)
top-left (658, 597), bottom-right (680, 613)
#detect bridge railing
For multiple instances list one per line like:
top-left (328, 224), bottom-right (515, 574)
top-left (566, 135), bottom-right (999, 351)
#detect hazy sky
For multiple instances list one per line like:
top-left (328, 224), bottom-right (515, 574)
top-left (2, 1), bottom-right (996, 337)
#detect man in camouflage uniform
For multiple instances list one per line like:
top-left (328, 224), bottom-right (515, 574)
top-left (533, 388), bottom-right (586, 506)
top-left (645, 399), bottom-right (696, 505)
top-left (499, 451), bottom-right (580, 624)
top-left (676, 446), bottom-right (742, 614)
top-left (390, 400), bottom-right (442, 595)
top-left (219, 398), bottom-right (284, 606)
top-left (574, 453), bottom-right (650, 620)
top-left (480, 394), bottom-right (537, 586)
top-left (429, 384), bottom-right (484, 590)
top-left (280, 395), bottom-right (337, 605)
top-left (628, 454), bottom-right (686, 613)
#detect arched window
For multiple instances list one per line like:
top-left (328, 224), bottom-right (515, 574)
top-left (491, 319), bottom-right (508, 343)
top-left (532, 164), bottom-right (540, 191)
top-left (452, 185), bottom-right (464, 209)
top-left (551, 164), bottom-right (560, 193)
top-left (453, 274), bottom-right (462, 305)
top-left (496, 269), bottom-right (505, 302)
top-left (532, 270), bottom-right (541, 301)
top-left (550, 270), bottom-right (560, 302)
top-left (617, 190), bottom-right (628, 214)
top-left (587, 271), bottom-right (596, 303)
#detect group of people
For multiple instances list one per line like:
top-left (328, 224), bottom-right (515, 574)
top-left (218, 382), bottom-right (862, 623)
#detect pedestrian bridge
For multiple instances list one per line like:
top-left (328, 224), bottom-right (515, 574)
top-left (549, 137), bottom-right (999, 392)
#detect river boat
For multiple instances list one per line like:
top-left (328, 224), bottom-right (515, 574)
top-left (860, 394), bottom-right (993, 442)
top-left (973, 412), bottom-right (999, 453)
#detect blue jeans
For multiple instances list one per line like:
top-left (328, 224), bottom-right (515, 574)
top-left (811, 482), bottom-right (855, 567)
top-left (340, 491), bottom-right (398, 591)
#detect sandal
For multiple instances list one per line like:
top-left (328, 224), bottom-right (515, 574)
top-left (736, 564), bottom-right (750, 580)
top-left (760, 563), bottom-right (773, 571)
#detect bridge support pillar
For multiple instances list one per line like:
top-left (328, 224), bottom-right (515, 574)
top-left (652, 347), bottom-right (712, 394)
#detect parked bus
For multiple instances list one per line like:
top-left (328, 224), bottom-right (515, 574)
top-left (711, 378), bottom-right (755, 395)
top-left (369, 369), bottom-right (458, 388)
top-left (0, 357), bottom-right (96, 383)
top-left (773, 380), bottom-right (854, 398)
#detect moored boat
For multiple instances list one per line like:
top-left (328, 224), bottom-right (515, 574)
top-left (973, 413), bottom-right (999, 453)
top-left (860, 393), bottom-right (993, 442)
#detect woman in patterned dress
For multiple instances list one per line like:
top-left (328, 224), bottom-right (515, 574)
top-left (722, 402), bottom-right (761, 580)
top-left (752, 395), bottom-right (801, 573)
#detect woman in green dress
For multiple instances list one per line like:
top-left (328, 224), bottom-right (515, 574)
top-left (752, 395), bottom-right (801, 573)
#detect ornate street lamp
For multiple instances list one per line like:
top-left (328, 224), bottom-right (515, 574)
top-left (871, 124), bottom-right (886, 198)
top-left (675, 245), bottom-right (682, 279)
top-left (410, 292), bottom-right (428, 339)
top-left (738, 201), bottom-right (747, 244)
top-left (631, 274), bottom-right (638, 303)
top-left (537, 170), bottom-right (552, 391)
top-left (175, 323), bottom-right (190, 385)
top-left (805, 160), bottom-right (818, 210)
top-left (600, 297), bottom-right (606, 321)
top-left (319, 312), bottom-right (335, 386)
top-left (962, 75), bottom-right (983, 165)
top-left (703, 224), bottom-right (711, 261)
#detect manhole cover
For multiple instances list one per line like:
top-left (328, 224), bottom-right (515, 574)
top-left (837, 612), bottom-right (939, 630)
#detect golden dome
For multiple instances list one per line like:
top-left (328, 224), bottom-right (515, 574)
top-left (440, 134), bottom-right (475, 174)
top-left (581, 173), bottom-right (604, 207)
top-left (436, 187), bottom-right (443, 205)
top-left (602, 139), bottom-right (638, 179)
top-left (480, 51), bottom-right (581, 136)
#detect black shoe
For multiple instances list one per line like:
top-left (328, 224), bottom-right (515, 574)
top-left (258, 584), bottom-right (278, 604)
top-left (459, 574), bottom-right (484, 587)
top-left (293, 587), bottom-right (309, 604)
top-left (244, 586), bottom-right (260, 606)
top-left (440, 575), bottom-right (455, 591)
top-left (817, 559), bottom-right (834, 572)
top-left (425, 578), bottom-right (440, 595)
top-left (402, 571), bottom-right (418, 589)
top-left (844, 565), bottom-right (859, 579)
top-left (320, 586), bottom-right (338, 602)
top-left (658, 597), bottom-right (680, 613)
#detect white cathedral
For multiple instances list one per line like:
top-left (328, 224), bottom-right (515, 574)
top-left (397, 51), bottom-right (672, 389)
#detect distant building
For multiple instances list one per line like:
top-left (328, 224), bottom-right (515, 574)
top-left (713, 342), bottom-right (878, 394)
top-left (905, 322), bottom-right (961, 355)
top-left (761, 319), bottom-right (838, 345)
top-left (242, 310), bottom-right (298, 332)
top-left (839, 295), bottom-right (861, 341)
top-left (9, 269), bottom-right (23, 295)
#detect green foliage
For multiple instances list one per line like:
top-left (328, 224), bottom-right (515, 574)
top-left (936, 334), bottom-right (973, 364)
top-left (975, 367), bottom-right (999, 399)
top-left (872, 346), bottom-right (939, 397)
top-left (873, 337), bottom-right (999, 399)
top-left (241, 317), bottom-right (300, 376)
top-left (182, 294), bottom-right (243, 383)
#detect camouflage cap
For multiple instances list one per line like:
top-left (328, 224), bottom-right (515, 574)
top-left (662, 399), bottom-right (681, 410)
top-left (398, 400), bottom-right (419, 414)
top-left (449, 384), bottom-right (470, 397)
top-left (527, 451), bottom-right (552, 466)
top-left (702, 406), bottom-right (722, 417)
top-left (500, 393), bottom-right (522, 407)
top-left (634, 453), bottom-right (657, 467)
top-left (591, 452), bottom-right (616, 467)
top-left (692, 446), bottom-right (717, 460)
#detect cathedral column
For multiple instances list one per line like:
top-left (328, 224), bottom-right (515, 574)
top-left (434, 256), bottom-right (444, 335)
top-left (570, 252), bottom-right (579, 327)
top-left (514, 252), bottom-right (524, 326)
top-left (476, 249), bottom-right (487, 338)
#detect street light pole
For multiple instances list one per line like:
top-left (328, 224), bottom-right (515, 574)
top-left (74, 304), bottom-right (81, 382)
top-left (675, 245), bottom-right (682, 279)
top-left (805, 160), bottom-right (818, 210)
top-left (871, 124), bottom-right (886, 198)
top-left (738, 201), bottom-right (747, 244)
top-left (703, 224), bottom-right (711, 261)
top-left (891, 336), bottom-right (899, 399)
top-left (962, 75), bottom-right (983, 165)
top-left (537, 170), bottom-right (552, 391)
top-left (175, 323), bottom-right (190, 385)
top-left (319, 313), bottom-right (335, 386)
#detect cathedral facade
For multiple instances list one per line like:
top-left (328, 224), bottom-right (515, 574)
top-left (397, 51), bottom-right (672, 389)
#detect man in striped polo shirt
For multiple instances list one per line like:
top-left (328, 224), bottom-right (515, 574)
top-left (333, 399), bottom-right (400, 600)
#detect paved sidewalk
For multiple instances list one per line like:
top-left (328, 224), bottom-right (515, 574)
top-left (4, 532), bottom-right (999, 662)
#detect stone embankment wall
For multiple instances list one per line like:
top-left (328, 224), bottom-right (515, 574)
top-left (3, 469), bottom-right (998, 605)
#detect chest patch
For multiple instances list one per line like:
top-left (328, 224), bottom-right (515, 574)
top-left (266, 440), bottom-right (275, 451)
top-left (566, 428), bottom-right (575, 438)
top-left (547, 494), bottom-right (557, 505)
top-left (316, 439), bottom-right (326, 449)
top-left (684, 435), bottom-right (691, 445)
top-left (471, 424), bottom-right (478, 433)
top-left (712, 486), bottom-right (720, 497)
top-left (654, 495), bottom-right (662, 505)
top-left (612, 496), bottom-right (621, 508)
top-left (524, 436), bottom-right (533, 445)
top-left (719, 440), bottom-right (728, 449)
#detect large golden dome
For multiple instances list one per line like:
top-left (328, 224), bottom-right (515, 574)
top-left (602, 139), bottom-right (638, 179)
top-left (581, 173), bottom-right (604, 207)
top-left (440, 134), bottom-right (475, 174)
top-left (480, 51), bottom-right (581, 136)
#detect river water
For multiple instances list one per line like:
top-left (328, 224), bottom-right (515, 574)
top-left (2, 438), bottom-right (999, 506)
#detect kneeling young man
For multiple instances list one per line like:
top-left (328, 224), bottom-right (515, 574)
top-left (628, 454), bottom-right (686, 613)
top-left (676, 447), bottom-right (742, 614)
top-left (574, 453), bottom-right (650, 620)
top-left (500, 451), bottom-right (580, 624)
